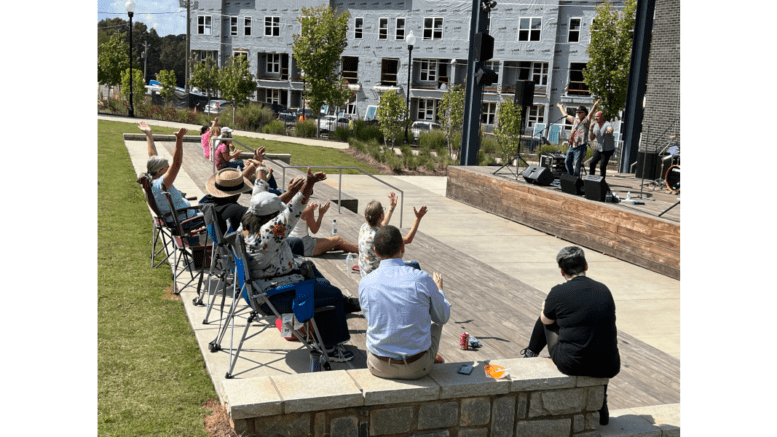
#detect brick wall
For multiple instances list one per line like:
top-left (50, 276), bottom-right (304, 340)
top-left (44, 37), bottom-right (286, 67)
top-left (641, 0), bottom-right (681, 153)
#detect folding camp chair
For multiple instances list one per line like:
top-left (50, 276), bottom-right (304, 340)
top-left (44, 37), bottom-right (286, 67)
top-left (210, 231), bottom-right (334, 378)
top-left (162, 191), bottom-right (209, 293)
top-left (548, 124), bottom-right (562, 145)
top-left (196, 203), bottom-right (236, 326)
top-left (138, 177), bottom-right (172, 268)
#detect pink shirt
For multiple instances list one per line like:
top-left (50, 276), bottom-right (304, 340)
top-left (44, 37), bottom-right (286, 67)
top-left (215, 143), bottom-right (229, 170)
top-left (201, 130), bottom-right (211, 158)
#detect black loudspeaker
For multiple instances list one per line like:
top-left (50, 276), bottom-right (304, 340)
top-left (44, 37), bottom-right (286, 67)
top-left (473, 33), bottom-right (494, 62)
top-left (514, 80), bottom-right (535, 108)
top-left (560, 174), bottom-right (584, 195)
top-left (635, 151), bottom-right (660, 179)
top-left (522, 165), bottom-right (554, 186)
top-left (583, 175), bottom-right (610, 202)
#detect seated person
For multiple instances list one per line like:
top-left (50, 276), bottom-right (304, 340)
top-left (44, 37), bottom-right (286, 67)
top-left (358, 192), bottom-right (427, 276)
top-left (200, 115), bottom-right (219, 159)
top-left (214, 127), bottom-right (244, 171)
top-left (241, 167), bottom-right (356, 361)
top-left (359, 225), bottom-right (449, 380)
top-left (520, 246), bottom-right (620, 425)
top-left (288, 201), bottom-right (358, 257)
top-left (136, 122), bottom-right (203, 231)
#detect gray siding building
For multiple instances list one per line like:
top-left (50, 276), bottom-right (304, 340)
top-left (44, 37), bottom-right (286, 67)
top-left (189, 0), bottom-right (624, 139)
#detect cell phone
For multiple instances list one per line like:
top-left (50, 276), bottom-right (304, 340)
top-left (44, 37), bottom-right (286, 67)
top-left (457, 364), bottom-right (473, 375)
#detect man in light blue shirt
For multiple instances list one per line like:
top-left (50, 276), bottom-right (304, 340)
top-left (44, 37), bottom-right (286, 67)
top-left (358, 225), bottom-right (450, 380)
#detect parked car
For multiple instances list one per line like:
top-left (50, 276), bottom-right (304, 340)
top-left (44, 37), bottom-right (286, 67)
top-left (411, 121), bottom-right (442, 142)
top-left (204, 99), bottom-right (231, 114)
top-left (278, 112), bottom-right (297, 126)
top-left (262, 102), bottom-right (287, 115)
top-left (318, 115), bottom-right (350, 133)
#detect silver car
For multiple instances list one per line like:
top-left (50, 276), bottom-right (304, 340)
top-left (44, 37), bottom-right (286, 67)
top-left (411, 121), bottom-right (441, 141)
top-left (204, 99), bottom-right (231, 114)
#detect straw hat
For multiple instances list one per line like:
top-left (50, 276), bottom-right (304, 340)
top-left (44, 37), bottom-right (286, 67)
top-left (205, 168), bottom-right (253, 197)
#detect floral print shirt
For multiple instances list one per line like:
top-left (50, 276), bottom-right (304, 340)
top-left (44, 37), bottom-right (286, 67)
top-left (358, 223), bottom-right (381, 277)
top-left (244, 180), bottom-right (307, 292)
top-left (569, 116), bottom-right (590, 148)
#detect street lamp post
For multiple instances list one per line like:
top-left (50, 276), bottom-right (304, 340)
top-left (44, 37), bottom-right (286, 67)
top-left (126, 1), bottom-right (136, 117)
top-left (404, 30), bottom-right (416, 144)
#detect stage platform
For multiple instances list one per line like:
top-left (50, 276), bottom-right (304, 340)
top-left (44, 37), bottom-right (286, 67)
top-left (446, 165), bottom-right (680, 280)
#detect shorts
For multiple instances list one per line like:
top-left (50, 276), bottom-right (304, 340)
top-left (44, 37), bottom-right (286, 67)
top-left (300, 235), bottom-right (316, 257)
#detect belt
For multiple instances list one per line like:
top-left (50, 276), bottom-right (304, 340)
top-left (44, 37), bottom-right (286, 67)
top-left (373, 351), bottom-right (426, 365)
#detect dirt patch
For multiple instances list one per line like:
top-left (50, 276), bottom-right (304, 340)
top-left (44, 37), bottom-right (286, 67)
top-left (203, 399), bottom-right (239, 437)
top-left (161, 285), bottom-right (182, 301)
top-left (341, 147), bottom-right (448, 176)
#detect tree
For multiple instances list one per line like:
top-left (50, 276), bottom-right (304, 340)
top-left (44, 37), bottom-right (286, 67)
top-left (376, 91), bottom-right (407, 148)
top-left (293, 6), bottom-right (352, 136)
top-left (158, 70), bottom-right (177, 107)
top-left (160, 35), bottom-right (187, 88)
top-left (218, 55), bottom-right (256, 125)
top-left (493, 100), bottom-right (523, 165)
top-left (584, 0), bottom-right (637, 121)
top-left (437, 85), bottom-right (465, 157)
top-left (189, 56), bottom-right (220, 100)
top-left (98, 33), bottom-right (130, 86)
top-left (120, 67), bottom-right (145, 110)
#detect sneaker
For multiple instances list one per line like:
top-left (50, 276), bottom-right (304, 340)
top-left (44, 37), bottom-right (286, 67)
top-left (520, 348), bottom-right (539, 358)
top-left (351, 265), bottom-right (360, 272)
top-left (343, 297), bottom-right (361, 314)
top-left (325, 345), bottom-right (354, 362)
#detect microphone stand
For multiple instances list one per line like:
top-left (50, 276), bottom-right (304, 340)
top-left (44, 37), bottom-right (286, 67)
top-left (633, 116), bottom-right (679, 200)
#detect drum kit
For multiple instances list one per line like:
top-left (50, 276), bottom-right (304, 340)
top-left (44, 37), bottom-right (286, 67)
top-left (653, 135), bottom-right (680, 193)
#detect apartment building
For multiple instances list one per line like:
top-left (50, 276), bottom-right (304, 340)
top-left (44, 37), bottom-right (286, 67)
top-left (189, 0), bottom-right (622, 138)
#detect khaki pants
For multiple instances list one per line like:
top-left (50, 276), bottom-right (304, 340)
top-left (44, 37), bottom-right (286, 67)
top-left (367, 323), bottom-right (443, 380)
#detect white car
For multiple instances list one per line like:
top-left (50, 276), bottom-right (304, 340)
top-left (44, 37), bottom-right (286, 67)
top-left (204, 99), bottom-right (231, 114)
top-left (319, 115), bottom-right (349, 132)
top-left (411, 121), bottom-right (442, 141)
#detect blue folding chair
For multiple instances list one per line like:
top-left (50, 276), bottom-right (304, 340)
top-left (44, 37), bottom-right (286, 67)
top-left (196, 203), bottom-right (236, 326)
top-left (548, 124), bottom-right (562, 145)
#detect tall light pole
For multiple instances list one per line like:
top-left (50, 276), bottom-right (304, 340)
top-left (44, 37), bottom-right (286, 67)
top-left (404, 30), bottom-right (416, 144)
top-left (126, 0), bottom-right (136, 117)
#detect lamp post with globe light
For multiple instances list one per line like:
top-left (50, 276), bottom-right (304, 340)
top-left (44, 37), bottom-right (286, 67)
top-left (126, 1), bottom-right (136, 117)
top-left (404, 30), bottom-right (416, 143)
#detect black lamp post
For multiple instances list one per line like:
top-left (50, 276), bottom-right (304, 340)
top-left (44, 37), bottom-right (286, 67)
top-left (404, 30), bottom-right (416, 144)
top-left (126, 0), bottom-right (136, 117)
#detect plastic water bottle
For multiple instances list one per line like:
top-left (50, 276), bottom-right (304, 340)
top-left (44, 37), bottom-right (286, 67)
top-left (345, 253), bottom-right (354, 271)
top-left (626, 192), bottom-right (631, 201)
top-left (331, 220), bottom-right (338, 236)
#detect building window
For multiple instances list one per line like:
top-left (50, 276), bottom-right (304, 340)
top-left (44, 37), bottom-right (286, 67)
top-left (396, 18), bottom-right (405, 40)
top-left (528, 105), bottom-right (545, 129)
top-left (379, 18), bottom-right (388, 40)
top-left (568, 18), bottom-right (581, 43)
top-left (266, 89), bottom-right (282, 104)
top-left (568, 63), bottom-right (590, 95)
top-left (419, 60), bottom-right (437, 82)
top-left (267, 53), bottom-right (281, 74)
top-left (346, 103), bottom-right (357, 115)
top-left (355, 18), bottom-right (363, 39)
top-left (233, 50), bottom-right (248, 63)
top-left (417, 99), bottom-right (436, 120)
top-left (198, 16), bottom-right (212, 35)
top-left (482, 102), bottom-right (497, 125)
top-left (342, 56), bottom-right (358, 84)
top-left (518, 17), bottom-right (541, 42)
top-left (192, 50), bottom-right (218, 63)
top-left (244, 17), bottom-right (252, 36)
top-left (265, 17), bottom-right (280, 36)
top-left (381, 58), bottom-right (399, 85)
top-left (424, 18), bottom-right (443, 40)
top-left (230, 17), bottom-right (238, 36)
top-left (517, 61), bottom-right (548, 86)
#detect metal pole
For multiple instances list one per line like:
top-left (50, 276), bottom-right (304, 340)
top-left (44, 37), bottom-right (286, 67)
top-left (338, 169), bottom-right (342, 214)
top-left (404, 45), bottom-right (413, 144)
top-left (185, 0), bottom-right (191, 92)
top-left (128, 11), bottom-right (135, 118)
top-left (459, 0), bottom-right (488, 165)
top-left (143, 41), bottom-right (149, 84)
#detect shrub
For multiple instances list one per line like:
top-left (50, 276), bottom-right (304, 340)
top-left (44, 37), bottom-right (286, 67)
top-left (423, 156), bottom-right (437, 172)
top-left (333, 126), bottom-right (350, 142)
top-left (348, 138), bottom-right (367, 153)
top-left (294, 120), bottom-right (317, 138)
top-left (404, 154), bottom-right (419, 171)
top-left (263, 120), bottom-right (286, 135)
top-left (418, 130), bottom-right (446, 152)
top-left (238, 103), bottom-right (275, 132)
top-left (481, 135), bottom-right (499, 154)
top-left (353, 120), bottom-right (384, 143)
top-left (540, 144), bottom-right (564, 155)
top-left (383, 149), bottom-right (404, 172)
top-left (478, 150), bottom-right (497, 166)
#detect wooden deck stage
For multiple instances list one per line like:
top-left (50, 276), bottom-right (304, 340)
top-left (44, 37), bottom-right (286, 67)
top-left (166, 138), bottom-right (680, 411)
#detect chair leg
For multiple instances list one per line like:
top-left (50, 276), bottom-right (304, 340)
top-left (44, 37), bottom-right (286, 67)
top-left (225, 311), bottom-right (257, 379)
top-left (202, 272), bottom-right (226, 324)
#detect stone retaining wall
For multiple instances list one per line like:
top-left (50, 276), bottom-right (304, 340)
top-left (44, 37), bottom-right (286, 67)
top-left (223, 358), bottom-right (608, 437)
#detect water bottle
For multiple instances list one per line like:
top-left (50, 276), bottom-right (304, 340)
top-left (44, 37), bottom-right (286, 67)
top-left (605, 191), bottom-right (612, 203)
top-left (309, 350), bottom-right (322, 372)
top-left (331, 220), bottom-right (338, 236)
top-left (345, 253), bottom-right (354, 271)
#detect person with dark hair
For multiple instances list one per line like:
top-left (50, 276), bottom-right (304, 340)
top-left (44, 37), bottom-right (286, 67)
top-left (288, 201), bottom-right (359, 257)
top-left (359, 225), bottom-right (450, 380)
top-left (589, 111), bottom-right (615, 178)
top-left (557, 100), bottom-right (599, 177)
top-left (520, 245), bottom-right (620, 426)
top-left (357, 192), bottom-right (427, 276)
top-left (214, 127), bottom-right (245, 171)
top-left (201, 116), bottom-right (219, 159)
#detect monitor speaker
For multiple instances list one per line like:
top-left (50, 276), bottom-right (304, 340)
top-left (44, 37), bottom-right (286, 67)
top-left (635, 151), bottom-right (660, 179)
top-left (522, 165), bottom-right (554, 186)
top-left (560, 174), bottom-right (584, 195)
top-left (514, 80), bottom-right (535, 108)
top-left (583, 175), bottom-right (610, 202)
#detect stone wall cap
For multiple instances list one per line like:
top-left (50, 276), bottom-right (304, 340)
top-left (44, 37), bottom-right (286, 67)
top-left (347, 369), bottom-right (440, 406)
top-left (222, 377), bottom-right (281, 420)
top-left (271, 370), bottom-right (364, 413)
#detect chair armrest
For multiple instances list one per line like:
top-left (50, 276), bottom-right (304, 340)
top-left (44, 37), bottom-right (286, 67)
top-left (185, 196), bottom-right (197, 201)
top-left (314, 305), bottom-right (335, 313)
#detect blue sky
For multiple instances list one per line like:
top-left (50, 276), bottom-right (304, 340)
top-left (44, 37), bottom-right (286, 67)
top-left (98, 0), bottom-right (186, 36)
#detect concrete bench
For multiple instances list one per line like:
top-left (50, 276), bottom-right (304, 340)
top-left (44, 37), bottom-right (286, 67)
top-left (222, 357), bottom-right (614, 437)
top-left (123, 133), bottom-right (201, 143)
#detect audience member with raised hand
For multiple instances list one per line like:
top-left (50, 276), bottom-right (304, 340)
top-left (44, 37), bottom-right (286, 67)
top-left (200, 115), bottom-right (219, 158)
top-left (289, 200), bottom-right (359, 257)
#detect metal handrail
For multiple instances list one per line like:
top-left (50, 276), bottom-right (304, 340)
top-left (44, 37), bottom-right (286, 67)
top-left (214, 139), bottom-right (405, 227)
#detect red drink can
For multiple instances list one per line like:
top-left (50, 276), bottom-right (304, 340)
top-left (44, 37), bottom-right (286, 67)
top-left (460, 332), bottom-right (469, 350)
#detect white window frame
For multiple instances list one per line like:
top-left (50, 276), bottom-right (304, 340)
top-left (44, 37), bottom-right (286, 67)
top-left (528, 105), bottom-right (545, 129)
top-left (267, 53), bottom-right (281, 74)
top-left (518, 17), bottom-right (542, 42)
top-left (395, 18), bottom-right (405, 40)
top-left (230, 16), bottom-right (238, 36)
top-left (244, 17), bottom-right (252, 36)
top-left (355, 17), bottom-right (364, 39)
top-left (568, 18), bottom-right (581, 43)
top-left (379, 17), bottom-right (388, 40)
top-left (265, 16), bottom-right (280, 37)
top-left (198, 16), bottom-right (212, 35)
top-left (568, 62), bottom-right (590, 95)
top-left (423, 17), bottom-right (444, 40)
top-left (419, 60), bottom-right (438, 82)
top-left (532, 62), bottom-right (548, 86)
top-left (482, 102), bottom-right (497, 125)
top-left (346, 103), bottom-right (357, 116)
top-left (417, 99), bottom-right (437, 120)
top-left (233, 50), bottom-right (249, 63)
top-left (266, 89), bottom-right (282, 105)
top-left (192, 50), bottom-right (218, 63)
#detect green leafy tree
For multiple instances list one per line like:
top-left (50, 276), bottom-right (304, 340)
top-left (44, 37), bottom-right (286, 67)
top-left (293, 6), bottom-right (352, 136)
top-left (218, 55), bottom-right (256, 125)
top-left (584, 0), bottom-right (637, 121)
top-left (158, 70), bottom-right (177, 107)
top-left (376, 91), bottom-right (407, 148)
top-left (189, 56), bottom-right (220, 100)
top-left (437, 85), bottom-right (465, 157)
top-left (120, 68), bottom-right (145, 110)
top-left (493, 100), bottom-right (523, 164)
top-left (98, 33), bottom-right (130, 86)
